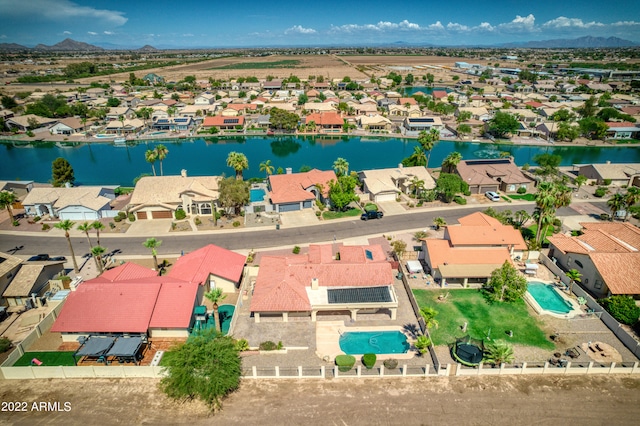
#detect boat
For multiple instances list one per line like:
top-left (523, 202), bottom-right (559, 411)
top-left (113, 137), bottom-right (127, 146)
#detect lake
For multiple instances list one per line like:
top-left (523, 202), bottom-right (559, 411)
top-left (1, 136), bottom-right (639, 187)
top-left (403, 86), bottom-right (453, 96)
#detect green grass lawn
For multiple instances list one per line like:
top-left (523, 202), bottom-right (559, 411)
top-left (364, 203), bottom-right (378, 212)
top-left (527, 224), bottom-right (556, 245)
top-left (209, 60), bottom-right (300, 70)
top-left (13, 351), bottom-right (76, 366)
top-left (508, 193), bottom-right (536, 201)
top-left (322, 208), bottom-right (361, 220)
top-left (413, 289), bottom-right (553, 349)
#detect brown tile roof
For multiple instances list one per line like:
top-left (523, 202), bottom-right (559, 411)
top-left (0, 252), bottom-right (23, 277)
top-left (268, 169), bottom-right (336, 204)
top-left (305, 112), bottom-right (343, 126)
top-left (589, 253), bottom-right (640, 294)
top-left (456, 159), bottom-right (532, 186)
top-left (579, 222), bottom-right (640, 249)
top-left (448, 212), bottom-right (527, 250)
top-left (547, 234), bottom-right (590, 254)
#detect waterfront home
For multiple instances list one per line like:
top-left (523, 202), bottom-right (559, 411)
top-left (548, 222), bottom-right (640, 298)
top-left (358, 165), bottom-right (436, 203)
top-left (250, 244), bottom-right (397, 322)
top-left (151, 116), bottom-right (195, 132)
top-left (576, 163), bottom-right (640, 187)
top-left (49, 117), bottom-right (87, 135)
top-left (401, 116), bottom-right (444, 136)
top-left (304, 112), bottom-right (343, 133)
top-left (129, 172), bottom-right (219, 220)
top-left (0, 180), bottom-right (34, 199)
top-left (22, 186), bottom-right (119, 220)
top-left (357, 114), bottom-right (392, 132)
top-left (605, 122), bottom-right (640, 140)
top-left (201, 115), bottom-right (245, 132)
top-left (455, 158), bottom-right (534, 194)
top-left (268, 169), bottom-right (336, 212)
top-left (168, 244), bottom-right (246, 292)
top-left (104, 118), bottom-right (145, 135)
top-left (3, 261), bottom-right (65, 308)
top-left (5, 114), bottom-right (57, 132)
top-left (0, 252), bottom-right (24, 306)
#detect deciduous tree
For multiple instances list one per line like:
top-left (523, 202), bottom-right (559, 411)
top-left (487, 261), bottom-right (527, 302)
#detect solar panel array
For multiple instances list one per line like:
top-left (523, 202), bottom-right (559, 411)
top-left (223, 118), bottom-right (239, 124)
top-left (327, 287), bottom-right (392, 304)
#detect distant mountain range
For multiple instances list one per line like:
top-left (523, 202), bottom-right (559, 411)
top-left (0, 36), bottom-right (637, 51)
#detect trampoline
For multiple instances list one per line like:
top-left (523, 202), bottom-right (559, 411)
top-left (451, 336), bottom-right (484, 366)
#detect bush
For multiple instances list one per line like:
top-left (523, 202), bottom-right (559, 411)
top-left (315, 199), bottom-right (325, 210)
top-left (292, 246), bottom-right (300, 254)
top-left (383, 358), bottom-right (398, 369)
top-left (453, 195), bottom-right (467, 205)
top-left (517, 187), bottom-right (527, 194)
top-left (128, 213), bottom-right (136, 222)
top-left (12, 220), bottom-right (19, 227)
top-left (463, 189), bottom-right (471, 196)
top-left (315, 211), bottom-right (321, 217)
top-left (335, 354), bottom-right (356, 372)
top-left (234, 339), bottom-right (249, 352)
top-left (232, 221), bottom-right (240, 227)
top-left (362, 353), bottom-right (377, 369)
top-left (599, 295), bottom-right (640, 325)
top-left (0, 337), bottom-right (11, 353)
top-left (113, 215), bottom-right (122, 222)
top-left (594, 187), bottom-right (607, 198)
top-left (109, 222), bottom-right (116, 229)
top-left (117, 211), bottom-right (127, 219)
top-left (175, 209), bottom-right (186, 220)
top-left (603, 179), bottom-right (612, 186)
top-left (41, 223), bottom-right (50, 231)
top-left (194, 217), bottom-right (201, 225)
top-left (258, 341), bottom-right (278, 351)
top-left (33, 216), bottom-right (41, 222)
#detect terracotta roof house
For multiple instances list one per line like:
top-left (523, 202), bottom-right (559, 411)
top-left (201, 115), bottom-right (245, 131)
top-left (250, 244), bottom-right (397, 322)
top-left (576, 163), bottom-right (640, 187)
top-left (3, 261), bottom-right (65, 307)
top-left (605, 122), bottom-right (640, 140)
top-left (129, 172), bottom-right (219, 220)
top-left (304, 112), bottom-right (343, 133)
top-left (91, 262), bottom-right (159, 283)
top-left (22, 186), bottom-right (119, 221)
top-left (548, 222), bottom-right (640, 297)
top-left (168, 244), bottom-right (246, 292)
top-left (455, 158), bottom-right (534, 194)
top-left (358, 165), bottom-right (436, 203)
top-left (268, 169), bottom-right (337, 212)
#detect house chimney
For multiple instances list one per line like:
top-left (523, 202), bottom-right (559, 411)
top-left (311, 278), bottom-right (319, 290)
top-left (606, 161), bottom-right (611, 165)
top-left (286, 167), bottom-right (292, 174)
top-left (181, 169), bottom-right (187, 177)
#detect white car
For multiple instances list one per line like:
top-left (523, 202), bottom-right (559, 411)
top-left (485, 191), bottom-right (500, 202)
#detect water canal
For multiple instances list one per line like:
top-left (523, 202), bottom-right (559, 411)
top-left (1, 136), bottom-right (639, 186)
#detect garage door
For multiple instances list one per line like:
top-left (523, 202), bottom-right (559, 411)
top-left (136, 211), bottom-right (147, 220)
top-left (375, 193), bottom-right (397, 202)
top-left (303, 200), bottom-right (312, 209)
top-left (60, 212), bottom-right (97, 221)
top-left (278, 203), bottom-right (300, 212)
top-left (152, 210), bottom-right (173, 219)
top-left (479, 185), bottom-right (497, 194)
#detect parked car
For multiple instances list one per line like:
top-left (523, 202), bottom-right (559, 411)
top-left (485, 191), bottom-right (500, 202)
top-left (27, 254), bottom-right (50, 261)
top-left (361, 210), bottom-right (383, 220)
top-left (50, 256), bottom-right (67, 262)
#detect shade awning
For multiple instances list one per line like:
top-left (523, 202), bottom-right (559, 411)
top-left (75, 336), bottom-right (116, 357)
top-left (106, 337), bottom-right (143, 358)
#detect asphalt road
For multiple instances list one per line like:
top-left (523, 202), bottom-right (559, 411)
top-left (1, 202), bottom-right (607, 257)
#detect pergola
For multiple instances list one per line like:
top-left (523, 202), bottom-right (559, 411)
top-left (74, 335), bottom-right (147, 365)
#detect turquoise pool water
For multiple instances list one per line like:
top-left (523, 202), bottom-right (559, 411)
top-left (250, 188), bottom-right (266, 202)
top-left (527, 282), bottom-right (573, 314)
top-left (93, 134), bottom-right (115, 139)
top-left (339, 331), bottom-right (410, 354)
top-left (192, 304), bottom-right (235, 335)
top-left (149, 131), bottom-right (167, 136)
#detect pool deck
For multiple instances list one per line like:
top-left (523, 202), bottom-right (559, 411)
top-left (316, 321), bottom-right (417, 361)
top-left (525, 280), bottom-right (581, 319)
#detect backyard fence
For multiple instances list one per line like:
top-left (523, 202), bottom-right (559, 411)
top-left (455, 361), bottom-right (639, 376)
top-left (241, 364), bottom-right (443, 379)
top-left (1, 365), bottom-right (166, 380)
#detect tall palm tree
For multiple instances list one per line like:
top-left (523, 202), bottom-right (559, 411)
top-left (623, 187), bottom-right (640, 222)
top-left (91, 245), bottom-right (107, 273)
top-left (411, 176), bottom-right (425, 198)
top-left (433, 216), bottom-right (446, 230)
top-left (409, 145), bottom-right (426, 166)
top-left (118, 115), bottom-right (125, 135)
top-left (574, 175), bottom-right (587, 192)
top-left (0, 190), bottom-right (17, 223)
top-left (142, 237), bottom-right (162, 272)
top-left (441, 151), bottom-right (462, 173)
top-left (92, 221), bottom-right (105, 247)
top-left (259, 159), bottom-right (275, 179)
top-left (226, 152), bottom-right (249, 180)
top-left (77, 222), bottom-right (94, 249)
top-left (154, 144), bottom-right (169, 176)
top-left (534, 182), bottom-right (556, 245)
top-left (417, 128), bottom-right (440, 169)
top-left (607, 193), bottom-right (626, 221)
top-left (333, 157), bottom-right (349, 177)
top-left (54, 219), bottom-right (79, 273)
top-left (565, 269), bottom-right (582, 295)
top-left (204, 287), bottom-right (227, 333)
top-left (145, 149), bottom-right (158, 176)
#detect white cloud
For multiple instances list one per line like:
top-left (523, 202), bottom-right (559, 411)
top-left (428, 21), bottom-right (445, 31)
top-left (0, 34), bottom-right (6, 39)
top-left (331, 20), bottom-right (423, 33)
top-left (478, 22), bottom-right (495, 32)
top-left (87, 31), bottom-right (97, 36)
top-left (498, 14), bottom-right (537, 32)
top-left (542, 16), bottom-right (603, 29)
top-left (182, 33), bottom-right (194, 37)
top-left (63, 30), bottom-right (72, 35)
top-left (104, 31), bottom-right (114, 35)
top-left (285, 25), bottom-right (316, 35)
top-left (446, 22), bottom-right (469, 31)
top-left (0, 0), bottom-right (127, 26)
top-left (611, 21), bottom-right (640, 27)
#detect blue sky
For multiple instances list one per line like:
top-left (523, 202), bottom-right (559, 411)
top-left (1, 0), bottom-right (639, 48)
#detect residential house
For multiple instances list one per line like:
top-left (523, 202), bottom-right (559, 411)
top-left (0, 252), bottom-right (23, 306)
top-left (250, 244), bottom-right (398, 322)
top-left (104, 118), bottom-right (145, 135)
top-left (0, 180), bottom-right (34, 201)
top-left (201, 116), bottom-right (245, 132)
top-left (304, 102), bottom-right (337, 113)
top-left (105, 107), bottom-right (135, 121)
top-left (3, 261), bottom-right (65, 307)
top-left (129, 172), bottom-right (219, 220)
top-left (263, 80), bottom-right (283, 91)
top-left (455, 158), bottom-right (534, 194)
top-left (268, 169), bottom-right (336, 212)
top-left (151, 116), bottom-right (195, 132)
top-left (548, 222), bottom-right (640, 297)
top-left (22, 186), bottom-right (119, 220)
top-left (5, 115), bottom-right (57, 132)
top-left (143, 73), bottom-right (165, 85)
top-left (401, 116), bottom-right (443, 136)
top-left (194, 93), bottom-right (216, 105)
top-left (49, 117), bottom-right (87, 135)
top-left (305, 112), bottom-right (343, 133)
top-left (456, 107), bottom-right (491, 122)
top-left (358, 165), bottom-right (436, 202)
top-left (357, 114), bottom-right (392, 132)
top-left (605, 122), bottom-right (640, 140)
top-left (576, 163), bottom-right (640, 187)
top-left (168, 244), bottom-right (246, 292)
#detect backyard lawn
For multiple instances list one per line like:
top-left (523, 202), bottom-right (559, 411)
top-left (13, 351), bottom-right (76, 366)
top-left (413, 289), bottom-right (554, 349)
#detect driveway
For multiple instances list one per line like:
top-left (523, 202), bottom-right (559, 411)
top-left (279, 209), bottom-right (319, 228)
top-left (126, 219), bottom-right (173, 236)
top-left (377, 200), bottom-right (406, 215)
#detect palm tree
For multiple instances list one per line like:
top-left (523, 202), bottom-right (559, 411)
top-left (565, 269), bottom-right (582, 295)
top-left (54, 220), bottom-right (79, 273)
top-left (226, 151), bottom-right (249, 180)
top-left (142, 237), bottom-right (162, 272)
top-left (483, 341), bottom-right (515, 366)
top-left (92, 221), bottom-right (105, 247)
top-left (623, 187), bottom-right (640, 222)
top-left (408, 145), bottom-right (426, 166)
top-left (118, 115), bottom-right (125, 135)
top-left (607, 193), bottom-right (626, 221)
top-left (419, 306), bottom-right (439, 329)
top-left (333, 157), bottom-right (349, 177)
top-left (411, 176), bottom-right (425, 198)
top-left (204, 287), bottom-right (227, 333)
top-left (574, 175), bottom-right (587, 192)
top-left (154, 144), bottom-right (169, 176)
top-left (534, 182), bottom-right (556, 245)
top-left (145, 149), bottom-right (158, 176)
top-left (433, 216), bottom-right (446, 230)
top-left (415, 335), bottom-right (431, 355)
top-left (417, 128), bottom-right (440, 169)
top-left (91, 245), bottom-right (107, 273)
top-left (259, 159), bottom-right (275, 179)
top-left (441, 151), bottom-right (462, 173)
top-left (77, 222), bottom-right (94, 249)
top-left (0, 190), bottom-right (17, 223)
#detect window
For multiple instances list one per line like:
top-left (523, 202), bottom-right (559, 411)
top-left (574, 260), bottom-right (583, 269)
top-left (594, 280), bottom-right (603, 289)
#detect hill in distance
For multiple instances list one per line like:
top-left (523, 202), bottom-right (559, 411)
top-left (0, 42), bottom-right (28, 50)
top-left (501, 36), bottom-right (637, 48)
top-left (33, 38), bottom-right (105, 51)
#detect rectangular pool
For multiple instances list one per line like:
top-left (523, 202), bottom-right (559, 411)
top-left (527, 282), bottom-right (573, 314)
top-left (250, 188), bottom-right (266, 203)
top-left (339, 331), bottom-right (410, 355)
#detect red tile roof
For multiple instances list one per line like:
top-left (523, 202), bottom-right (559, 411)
top-left (168, 244), bottom-right (246, 285)
top-left (448, 212), bottom-right (527, 250)
top-left (268, 169), bottom-right (336, 204)
top-left (425, 239), bottom-right (512, 268)
top-left (202, 116), bottom-right (245, 127)
top-left (305, 112), bottom-right (343, 126)
top-left (149, 281), bottom-right (199, 328)
top-left (92, 262), bottom-right (158, 283)
top-left (432, 91), bottom-right (448, 99)
top-left (606, 121), bottom-right (637, 128)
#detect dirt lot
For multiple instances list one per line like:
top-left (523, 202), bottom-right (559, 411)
top-left (0, 375), bottom-right (638, 425)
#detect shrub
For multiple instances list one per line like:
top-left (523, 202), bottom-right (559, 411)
top-left (603, 178), bottom-right (612, 186)
top-left (175, 209), bottom-right (186, 220)
top-left (117, 211), bottom-right (127, 219)
top-left (41, 223), bottom-right (50, 231)
top-left (463, 189), bottom-right (472, 196)
top-left (113, 215), bottom-right (122, 222)
top-left (417, 200), bottom-right (424, 207)
top-left (258, 341), bottom-right (278, 351)
top-left (292, 246), bottom-right (301, 254)
top-left (12, 220), bottom-right (19, 227)
top-left (599, 295), bottom-right (640, 325)
top-left (594, 187), bottom-right (607, 198)
top-left (33, 216), bottom-right (41, 222)
top-left (109, 222), bottom-right (116, 229)
top-left (234, 339), bottom-right (249, 352)
top-left (0, 337), bottom-right (11, 353)
top-left (415, 335), bottom-right (431, 355)
top-left (453, 195), bottom-right (467, 205)
top-left (383, 358), bottom-right (398, 370)
top-left (335, 354), bottom-right (356, 372)
top-left (362, 353), bottom-right (377, 369)
top-left (232, 221), bottom-right (240, 227)
top-left (517, 186), bottom-right (527, 194)
top-left (315, 211), bottom-right (321, 217)
top-left (194, 217), bottom-right (202, 225)
top-left (315, 199), bottom-right (326, 210)
top-left (277, 341), bottom-right (283, 350)
top-left (128, 213), bottom-right (136, 222)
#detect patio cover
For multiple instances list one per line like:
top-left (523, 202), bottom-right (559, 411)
top-left (106, 336), bottom-right (144, 358)
top-left (75, 336), bottom-right (116, 357)
top-left (438, 264), bottom-right (503, 279)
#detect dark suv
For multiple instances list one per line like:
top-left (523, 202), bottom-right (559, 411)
top-left (361, 210), bottom-right (383, 220)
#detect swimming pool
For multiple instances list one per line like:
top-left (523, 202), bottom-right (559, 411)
top-left (250, 188), bottom-right (266, 203)
top-left (93, 134), bottom-right (115, 139)
top-left (149, 131), bottom-right (167, 136)
top-left (339, 331), bottom-right (410, 354)
top-left (527, 282), bottom-right (573, 314)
